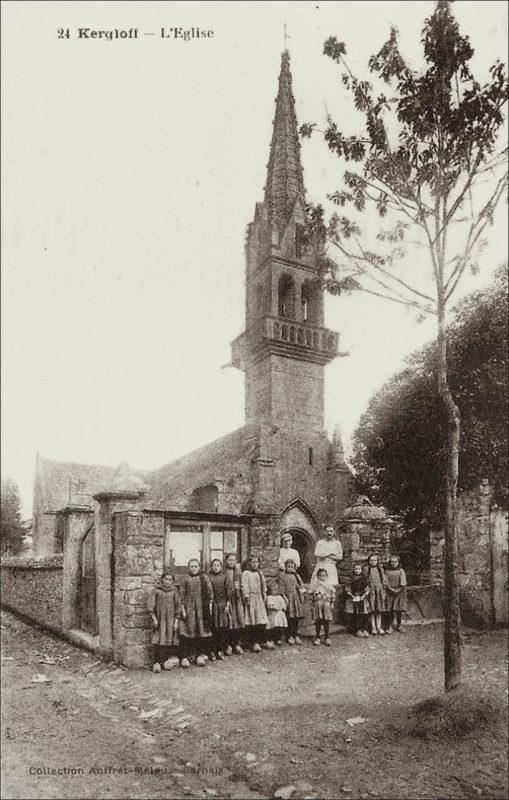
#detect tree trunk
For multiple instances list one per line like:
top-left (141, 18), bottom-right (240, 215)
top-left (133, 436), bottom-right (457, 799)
top-left (437, 301), bottom-right (462, 692)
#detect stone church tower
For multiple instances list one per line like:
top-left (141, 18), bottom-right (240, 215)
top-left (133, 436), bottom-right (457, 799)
top-left (230, 50), bottom-right (353, 573)
top-left (231, 50), bottom-right (338, 433)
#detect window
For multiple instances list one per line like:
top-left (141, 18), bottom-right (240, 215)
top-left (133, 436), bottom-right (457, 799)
top-left (163, 523), bottom-right (243, 577)
top-left (210, 528), bottom-right (240, 563)
top-left (301, 282), bottom-right (315, 323)
top-left (164, 529), bottom-right (203, 570)
top-left (278, 274), bottom-right (295, 319)
top-left (190, 484), bottom-right (218, 513)
top-left (295, 224), bottom-right (306, 258)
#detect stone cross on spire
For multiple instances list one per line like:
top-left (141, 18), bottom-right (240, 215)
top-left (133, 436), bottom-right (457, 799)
top-left (264, 49), bottom-right (305, 231)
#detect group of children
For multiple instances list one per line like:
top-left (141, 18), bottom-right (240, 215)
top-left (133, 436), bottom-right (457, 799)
top-left (345, 554), bottom-right (408, 637)
top-left (149, 553), bottom-right (338, 671)
top-left (148, 551), bottom-right (408, 671)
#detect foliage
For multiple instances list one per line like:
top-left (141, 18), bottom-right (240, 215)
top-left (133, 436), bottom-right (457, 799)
top-left (302, 0), bottom-right (507, 689)
top-left (352, 266), bottom-right (508, 528)
top-left (1, 478), bottom-right (25, 555)
top-left (301, 0), bottom-right (507, 315)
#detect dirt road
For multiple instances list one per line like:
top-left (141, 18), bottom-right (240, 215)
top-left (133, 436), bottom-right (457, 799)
top-left (1, 611), bottom-right (507, 799)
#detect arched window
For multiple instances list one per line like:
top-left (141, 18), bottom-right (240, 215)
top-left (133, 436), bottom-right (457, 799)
top-left (278, 274), bottom-right (295, 319)
top-left (301, 281), bottom-right (315, 323)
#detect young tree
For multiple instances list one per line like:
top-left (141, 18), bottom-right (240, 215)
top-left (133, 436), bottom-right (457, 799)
top-left (1, 478), bottom-right (24, 555)
top-left (301, 1), bottom-right (507, 691)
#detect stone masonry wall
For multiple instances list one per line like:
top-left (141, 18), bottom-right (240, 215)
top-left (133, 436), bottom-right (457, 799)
top-left (1, 556), bottom-right (63, 632)
top-left (429, 481), bottom-right (508, 627)
top-left (112, 511), bottom-right (165, 668)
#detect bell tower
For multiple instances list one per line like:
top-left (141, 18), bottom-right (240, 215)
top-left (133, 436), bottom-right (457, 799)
top-left (231, 50), bottom-right (339, 433)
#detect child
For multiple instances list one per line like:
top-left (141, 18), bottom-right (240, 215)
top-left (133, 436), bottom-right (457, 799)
top-left (345, 563), bottom-right (370, 638)
top-left (224, 553), bottom-right (244, 655)
top-left (279, 558), bottom-right (305, 645)
top-left (265, 578), bottom-right (287, 647)
top-left (208, 558), bottom-right (229, 660)
top-left (366, 553), bottom-right (387, 636)
top-left (309, 567), bottom-right (335, 646)
top-left (384, 555), bottom-right (408, 633)
top-left (241, 554), bottom-right (269, 653)
top-left (179, 558), bottom-right (214, 667)
top-left (148, 572), bottom-right (180, 672)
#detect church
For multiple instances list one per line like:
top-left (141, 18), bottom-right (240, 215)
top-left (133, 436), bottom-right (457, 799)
top-left (33, 49), bottom-right (354, 570)
top-left (19, 49), bottom-right (379, 667)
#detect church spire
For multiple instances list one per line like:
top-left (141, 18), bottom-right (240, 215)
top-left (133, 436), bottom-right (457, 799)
top-left (264, 50), bottom-right (306, 231)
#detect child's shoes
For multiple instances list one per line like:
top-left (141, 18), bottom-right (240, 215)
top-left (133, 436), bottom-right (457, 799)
top-left (180, 658), bottom-right (190, 669)
top-left (362, 630), bottom-right (370, 638)
top-left (195, 655), bottom-right (207, 666)
top-left (252, 643), bottom-right (262, 653)
top-left (216, 651), bottom-right (224, 660)
top-left (225, 645), bottom-right (233, 656)
top-left (385, 626), bottom-right (393, 635)
top-left (263, 641), bottom-right (275, 650)
top-left (324, 638), bottom-right (332, 646)
top-left (287, 636), bottom-right (295, 645)
top-left (234, 645), bottom-right (244, 655)
top-left (356, 630), bottom-right (364, 638)
top-left (377, 628), bottom-right (385, 635)
top-left (276, 639), bottom-right (284, 646)
top-left (313, 638), bottom-right (321, 646)
top-left (294, 636), bottom-right (302, 645)
top-left (208, 653), bottom-right (216, 661)
top-left (163, 657), bottom-right (179, 670)
top-left (152, 662), bottom-right (162, 673)
top-left (395, 626), bottom-right (406, 633)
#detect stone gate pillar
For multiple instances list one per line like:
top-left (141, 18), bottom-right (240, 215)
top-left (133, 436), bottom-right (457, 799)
top-left (93, 488), bottom-right (147, 659)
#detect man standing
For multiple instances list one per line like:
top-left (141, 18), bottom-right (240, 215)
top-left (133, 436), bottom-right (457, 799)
top-left (309, 524), bottom-right (343, 589)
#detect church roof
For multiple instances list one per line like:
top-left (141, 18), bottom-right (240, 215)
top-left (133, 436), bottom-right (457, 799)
top-left (264, 50), bottom-right (306, 231)
top-left (35, 457), bottom-right (149, 512)
top-left (145, 425), bottom-right (259, 510)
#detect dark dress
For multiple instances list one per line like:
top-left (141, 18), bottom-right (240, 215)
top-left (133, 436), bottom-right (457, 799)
top-left (345, 574), bottom-right (370, 615)
top-left (148, 585), bottom-right (180, 645)
top-left (209, 572), bottom-right (229, 628)
top-left (225, 564), bottom-right (245, 629)
top-left (279, 572), bottom-right (304, 619)
top-left (179, 574), bottom-right (213, 639)
top-left (385, 567), bottom-right (408, 612)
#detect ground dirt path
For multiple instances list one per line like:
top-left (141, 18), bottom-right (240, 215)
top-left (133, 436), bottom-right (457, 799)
top-left (1, 611), bottom-right (507, 800)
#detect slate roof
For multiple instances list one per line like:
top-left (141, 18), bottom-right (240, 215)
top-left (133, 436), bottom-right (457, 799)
top-left (35, 425), bottom-right (259, 516)
top-left (145, 425), bottom-right (259, 510)
top-left (35, 458), bottom-right (149, 512)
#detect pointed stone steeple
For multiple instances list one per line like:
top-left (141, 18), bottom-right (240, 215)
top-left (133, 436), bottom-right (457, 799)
top-left (264, 50), bottom-right (306, 231)
top-left (332, 425), bottom-right (346, 465)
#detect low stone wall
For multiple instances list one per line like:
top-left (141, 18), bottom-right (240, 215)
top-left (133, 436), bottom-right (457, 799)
top-left (1, 555), bottom-right (64, 632)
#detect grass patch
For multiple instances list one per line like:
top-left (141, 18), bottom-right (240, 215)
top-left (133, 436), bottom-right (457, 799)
top-left (390, 686), bottom-right (508, 740)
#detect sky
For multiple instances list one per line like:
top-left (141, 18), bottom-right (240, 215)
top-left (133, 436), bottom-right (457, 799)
top-left (2, 1), bottom-right (507, 516)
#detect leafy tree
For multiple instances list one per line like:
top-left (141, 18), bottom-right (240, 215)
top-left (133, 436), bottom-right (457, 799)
top-left (302, 1), bottom-right (508, 690)
top-left (352, 264), bottom-right (508, 531)
top-left (1, 478), bottom-right (24, 555)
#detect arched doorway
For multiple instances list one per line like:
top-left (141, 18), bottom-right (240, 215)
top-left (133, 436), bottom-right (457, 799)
top-left (285, 527), bottom-right (314, 582)
top-left (279, 499), bottom-right (319, 583)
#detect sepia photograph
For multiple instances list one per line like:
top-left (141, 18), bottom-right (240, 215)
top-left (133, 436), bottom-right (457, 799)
top-left (1, 1), bottom-right (508, 799)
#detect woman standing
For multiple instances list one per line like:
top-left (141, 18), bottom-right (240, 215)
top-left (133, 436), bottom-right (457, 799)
top-left (277, 532), bottom-right (301, 572)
